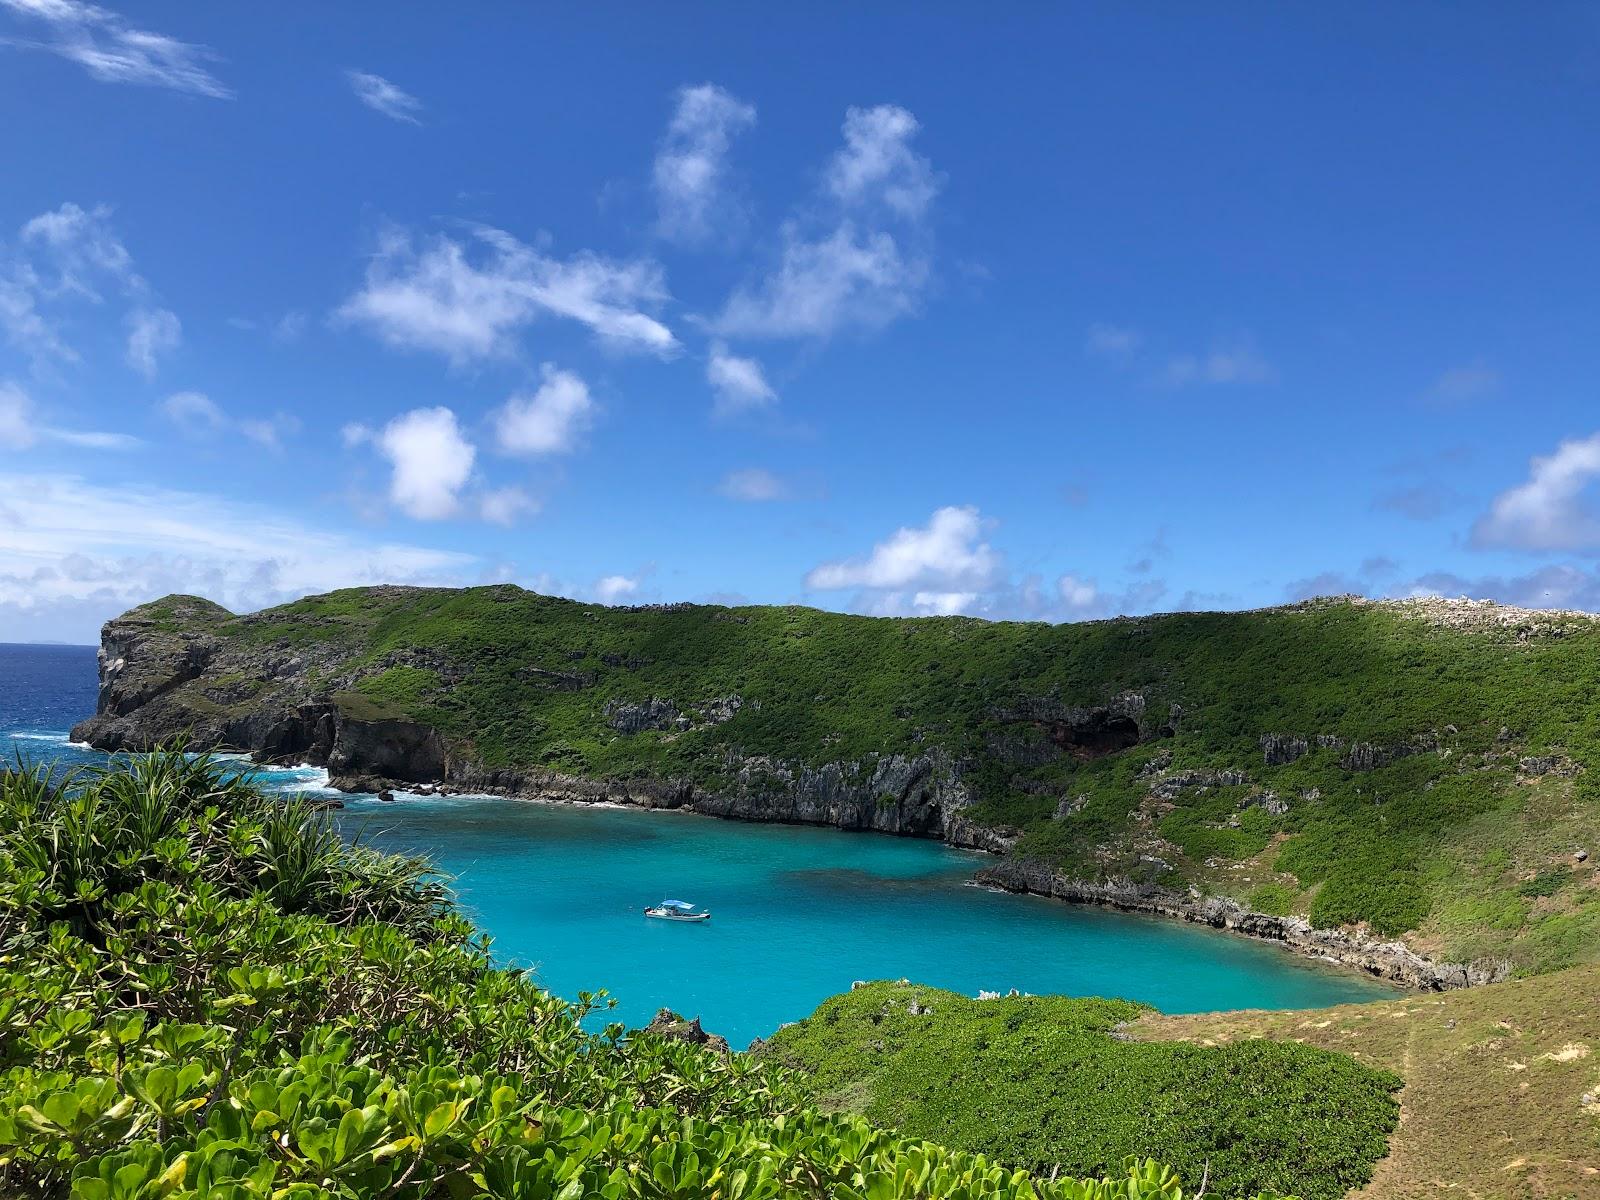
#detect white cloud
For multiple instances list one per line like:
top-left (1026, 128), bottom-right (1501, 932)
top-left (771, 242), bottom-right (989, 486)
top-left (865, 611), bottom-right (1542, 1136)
top-left (0, 0), bottom-right (230, 97)
top-left (594, 574), bottom-right (639, 605)
top-left (337, 224), bottom-right (677, 365)
top-left (1056, 573), bottom-right (1100, 614)
top-left (716, 104), bottom-right (938, 341)
top-left (340, 422), bottom-right (372, 447)
top-left (1164, 345), bottom-right (1276, 387)
top-left (46, 427), bottom-right (139, 450)
top-left (237, 413), bottom-right (300, 450)
top-left (2, 202), bottom-right (177, 372)
top-left (493, 364), bottom-right (594, 456)
top-left (273, 310), bottom-right (307, 342)
top-left (346, 69), bottom-right (423, 124)
top-left (716, 467), bottom-right (787, 501)
top-left (160, 390), bottom-right (224, 432)
top-left (707, 342), bottom-right (776, 415)
top-left (1472, 433), bottom-right (1600, 552)
top-left (159, 390), bottom-right (298, 450)
top-left (479, 486), bottom-right (538, 527)
top-left (806, 505), bottom-right (1000, 592)
top-left (718, 222), bottom-right (926, 339)
top-left (653, 83), bottom-right (755, 244)
top-left (375, 406), bottom-right (476, 520)
top-left (125, 306), bottom-right (180, 377)
top-left (0, 471), bottom-right (473, 643)
top-left (21, 200), bottom-right (134, 293)
top-left (0, 381), bottom-right (34, 448)
top-left (1086, 323), bottom-right (1141, 355)
top-left (2, 379), bottom-right (137, 450)
top-left (908, 591), bottom-right (978, 616)
top-left (825, 105), bottom-right (939, 219)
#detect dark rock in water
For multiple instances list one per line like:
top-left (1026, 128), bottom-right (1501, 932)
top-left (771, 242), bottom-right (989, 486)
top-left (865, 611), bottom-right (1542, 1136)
top-left (641, 1008), bottom-right (730, 1057)
top-left (308, 797), bottom-right (345, 811)
top-left (378, 789), bottom-right (395, 802)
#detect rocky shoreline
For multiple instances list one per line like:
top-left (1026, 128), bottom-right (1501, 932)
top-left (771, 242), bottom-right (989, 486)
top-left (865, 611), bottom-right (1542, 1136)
top-left (973, 858), bottom-right (1509, 991)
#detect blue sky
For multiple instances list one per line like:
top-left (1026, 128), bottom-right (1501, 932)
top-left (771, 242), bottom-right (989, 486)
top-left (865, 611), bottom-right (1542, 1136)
top-left (4, 2), bottom-right (1600, 643)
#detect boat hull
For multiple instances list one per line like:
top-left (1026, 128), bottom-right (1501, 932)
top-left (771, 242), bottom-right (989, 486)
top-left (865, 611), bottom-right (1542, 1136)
top-left (645, 909), bottom-right (711, 922)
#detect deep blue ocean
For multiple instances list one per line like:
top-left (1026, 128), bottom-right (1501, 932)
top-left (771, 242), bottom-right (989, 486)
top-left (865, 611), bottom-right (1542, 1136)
top-left (1, 642), bottom-right (1397, 1044)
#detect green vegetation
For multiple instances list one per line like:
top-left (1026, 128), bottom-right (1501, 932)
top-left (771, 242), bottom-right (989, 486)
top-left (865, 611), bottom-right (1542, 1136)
top-left (1133, 964), bottom-right (1600, 1199)
top-left (761, 983), bottom-right (1400, 1200)
top-left (110, 588), bottom-right (1600, 969)
top-left (0, 752), bottom-right (1292, 1200)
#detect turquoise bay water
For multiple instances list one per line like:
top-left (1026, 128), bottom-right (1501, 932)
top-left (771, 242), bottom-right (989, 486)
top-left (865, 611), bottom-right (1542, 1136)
top-left (3, 643), bottom-right (1398, 1046)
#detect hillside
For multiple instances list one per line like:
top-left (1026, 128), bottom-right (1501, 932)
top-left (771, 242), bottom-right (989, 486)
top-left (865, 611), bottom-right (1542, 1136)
top-left (758, 982), bottom-right (1402, 1200)
top-left (763, 971), bottom-right (1600, 1200)
top-left (1130, 967), bottom-right (1600, 1199)
top-left (72, 586), bottom-right (1600, 980)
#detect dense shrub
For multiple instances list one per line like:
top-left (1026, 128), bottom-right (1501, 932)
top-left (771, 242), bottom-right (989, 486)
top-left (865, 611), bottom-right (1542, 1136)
top-left (763, 984), bottom-right (1401, 1200)
top-left (0, 753), bottom-right (1293, 1199)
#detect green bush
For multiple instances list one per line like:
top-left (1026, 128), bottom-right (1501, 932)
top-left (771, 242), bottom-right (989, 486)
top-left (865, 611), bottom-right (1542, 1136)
top-left (0, 753), bottom-right (1295, 1200)
top-left (763, 984), bottom-right (1401, 1200)
top-left (1248, 883), bottom-right (1297, 916)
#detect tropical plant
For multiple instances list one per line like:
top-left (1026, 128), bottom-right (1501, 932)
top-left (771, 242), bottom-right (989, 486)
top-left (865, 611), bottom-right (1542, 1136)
top-left (0, 751), bottom-right (1296, 1199)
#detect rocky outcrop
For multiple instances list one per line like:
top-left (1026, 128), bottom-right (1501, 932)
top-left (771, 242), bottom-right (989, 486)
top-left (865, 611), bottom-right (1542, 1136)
top-left (993, 692), bottom-right (1166, 760)
top-left (974, 858), bottom-right (1510, 991)
top-left (639, 1009), bottom-right (730, 1057)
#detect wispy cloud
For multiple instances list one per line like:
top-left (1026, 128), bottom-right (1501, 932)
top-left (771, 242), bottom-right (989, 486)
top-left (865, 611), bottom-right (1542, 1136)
top-left (1085, 323), bottom-right (1141, 356)
top-left (478, 486), bottom-right (537, 527)
top-left (824, 104), bottom-right (940, 220)
top-left (653, 83), bottom-right (755, 245)
top-left (0, 471), bottom-right (472, 642)
top-left (1163, 344), bottom-right (1276, 387)
top-left (346, 69), bottom-right (423, 124)
top-left (2, 202), bottom-right (179, 374)
top-left (718, 104), bottom-right (939, 340)
top-left (716, 467), bottom-right (788, 502)
top-left (125, 306), bottom-right (180, 377)
top-left (707, 342), bottom-right (776, 416)
top-left (0, 0), bottom-right (230, 97)
top-left (719, 222), bottom-right (928, 340)
top-left (1, 379), bottom-right (138, 450)
top-left (159, 390), bottom-right (299, 450)
top-left (337, 224), bottom-right (677, 364)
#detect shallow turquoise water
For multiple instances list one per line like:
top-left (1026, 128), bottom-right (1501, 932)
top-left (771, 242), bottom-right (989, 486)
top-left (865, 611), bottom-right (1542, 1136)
top-left (3, 643), bottom-right (1399, 1046)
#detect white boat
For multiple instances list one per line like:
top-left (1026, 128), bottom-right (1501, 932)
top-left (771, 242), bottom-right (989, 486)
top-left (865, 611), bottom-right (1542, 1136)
top-left (645, 899), bottom-right (710, 922)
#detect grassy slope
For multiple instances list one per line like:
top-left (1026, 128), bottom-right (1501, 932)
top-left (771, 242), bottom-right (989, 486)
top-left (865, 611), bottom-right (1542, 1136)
top-left (1130, 966), bottom-right (1600, 1200)
top-left (757, 983), bottom-right (1401, 1200)
top-left (135, 586), bottom-right (1600, 970)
